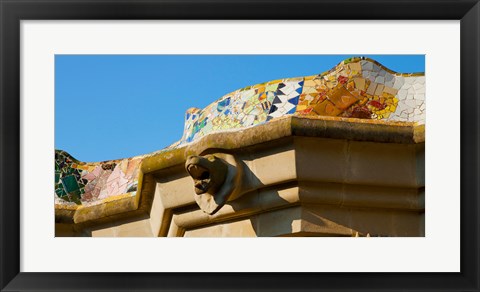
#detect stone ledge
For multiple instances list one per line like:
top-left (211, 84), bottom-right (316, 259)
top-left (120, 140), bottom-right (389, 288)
top-left (152, 115), bottom-right (424, 172)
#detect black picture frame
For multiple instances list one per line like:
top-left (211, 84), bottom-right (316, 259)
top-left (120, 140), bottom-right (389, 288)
top-left (1, 0), bottom-right (479, 291)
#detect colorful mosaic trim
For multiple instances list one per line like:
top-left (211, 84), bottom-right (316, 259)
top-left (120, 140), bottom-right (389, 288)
top-left (181, 57), bottom-right (425, 144)
top-left (55, 150), bottom-right (143, 206)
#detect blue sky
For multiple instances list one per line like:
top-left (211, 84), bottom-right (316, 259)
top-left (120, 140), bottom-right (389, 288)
top-left (55, 55), bottom-right (425, 162)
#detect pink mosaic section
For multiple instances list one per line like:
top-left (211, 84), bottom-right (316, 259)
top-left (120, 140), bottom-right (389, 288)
top-left (55, 150), bottom-right (143, 206)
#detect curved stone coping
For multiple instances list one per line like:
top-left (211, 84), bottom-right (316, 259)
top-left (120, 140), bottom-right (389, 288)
top-left (184, 115), bottom-right (423, 158)
top-left (143, 115), bottom-right (423, 173)
top-left (55, 116), bottom-right (424, 224)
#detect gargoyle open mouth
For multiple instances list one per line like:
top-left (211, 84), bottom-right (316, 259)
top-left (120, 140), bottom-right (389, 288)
top-left (186, 163), bottom-right (211, 194)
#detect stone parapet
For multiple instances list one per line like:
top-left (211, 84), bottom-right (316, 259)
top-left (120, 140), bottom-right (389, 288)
top-left (56, 117), bottom-right (424, 237)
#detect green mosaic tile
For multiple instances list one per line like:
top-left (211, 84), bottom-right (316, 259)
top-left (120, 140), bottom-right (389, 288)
top-left (55, 187), bottom-right (66, 198)
top-left (61, 175), bottom-right (80, 194)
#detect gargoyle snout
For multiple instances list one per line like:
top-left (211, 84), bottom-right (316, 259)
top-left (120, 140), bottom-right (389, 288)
top-left (185, 155), bottom-right (216, 195)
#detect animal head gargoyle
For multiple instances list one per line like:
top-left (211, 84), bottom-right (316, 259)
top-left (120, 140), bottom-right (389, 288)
top-left (185, 153), bottom-right (243, 215)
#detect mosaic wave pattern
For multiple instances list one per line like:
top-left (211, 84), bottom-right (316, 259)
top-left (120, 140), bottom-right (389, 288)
top-left (55, 150), bottom-right (143, 206)
top-left (55, 57), bottom-right (425, 207)
top-left (181, 57), bottom-right (425, 144)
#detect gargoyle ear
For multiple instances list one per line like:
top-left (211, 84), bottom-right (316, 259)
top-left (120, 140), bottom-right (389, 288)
top-left (182, 107), bottom-right (201, 143)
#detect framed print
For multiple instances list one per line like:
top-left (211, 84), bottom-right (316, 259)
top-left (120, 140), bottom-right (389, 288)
top-left (51, 54), bottom-right (427, 238)
top-left (1, 0), bottom-right (479, 291)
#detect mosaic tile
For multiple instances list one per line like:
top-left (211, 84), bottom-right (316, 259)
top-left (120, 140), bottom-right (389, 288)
top-left (54, 150), bottom-right (144, 206)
